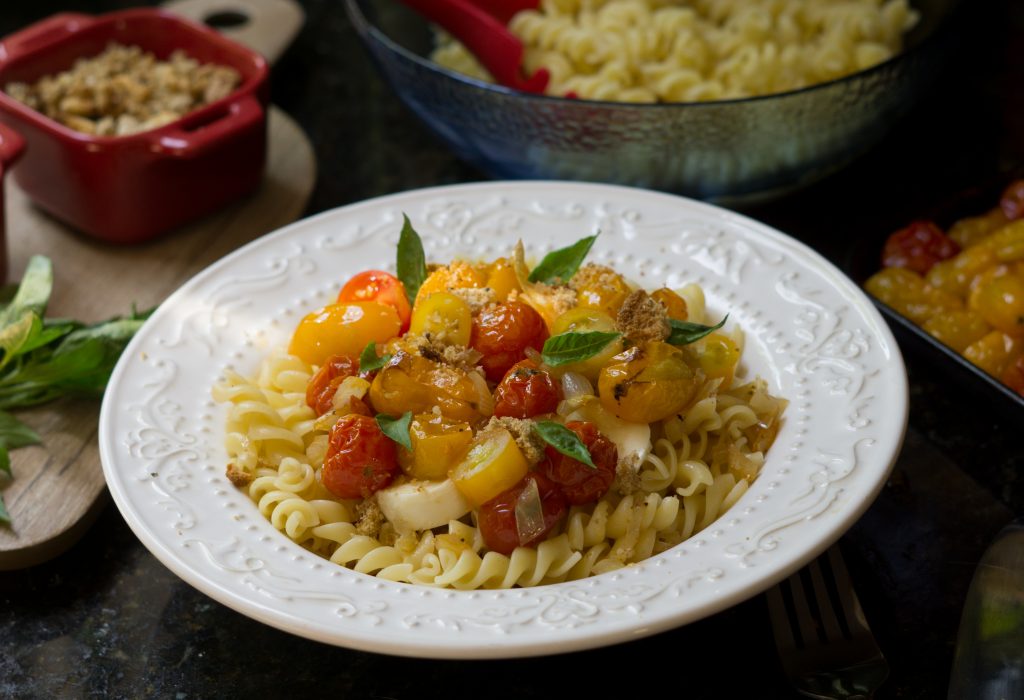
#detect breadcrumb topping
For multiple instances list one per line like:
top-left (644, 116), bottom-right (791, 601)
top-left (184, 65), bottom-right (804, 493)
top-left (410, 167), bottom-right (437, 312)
top-left (616, 289), bottom-right (670, 344)
top-left (399, 335), bottom-right (482, 372)
top-left (449, 286), bottom-right (498, 313)
top-left (483, 416), bottom-right (546, 465)
top-left (614, 454), bottom-right (642, 496)
top-left (569, 264), bottom-right (619, 292)
top-left (225, 463), bottom-right (252, 487)
top-left (355, 496), bottom-right (385, 538)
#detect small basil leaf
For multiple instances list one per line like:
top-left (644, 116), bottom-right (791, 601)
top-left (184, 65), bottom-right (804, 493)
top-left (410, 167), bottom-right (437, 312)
top-left (534, 420), bottom-right (596, 469)
top-left (0, 443), bottom-right (9, 479)
top-left (396, 214), bottom-right (428, 306)
top-left (359, 341), bottom-right (391, 373)
top-left (527, 234), bottom-right (598, 285)
top-left (0, 256), bottom-right (52, 327)
top-left (376, 411), bottom-right (413, 451)
top-left (667, 315), bottom-right (728, 346)
top-left (0, 411), bottom-right (40, 452)
top-left (541, 331), bottom-right (620, 367)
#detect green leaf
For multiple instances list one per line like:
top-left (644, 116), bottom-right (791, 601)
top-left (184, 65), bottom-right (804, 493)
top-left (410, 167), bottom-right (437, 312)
top-left (0, 443), bottom-right (8, 479)
top-left (666, 315), bottom-right (728, 346)
top-left (0, 490), bottom-right (9, 525)
top-left (541, 331), bottom-right (621, 367)
top-left (0, 256), bottom-right (52, 327)
top-left (0, 311), bottom-right (38, 368)
top-left (376, 411), bottom-right (413, 451)
top-left (527, 235), bottom-right (598, 285)
top-left (396, 214), bottom-right (428, 306)
top-left (534, 420), bottom-right (596, 469)
top-left (0, 411), bottom-right (40, 453)
top-left (359, 341), bottom-right (391, 373)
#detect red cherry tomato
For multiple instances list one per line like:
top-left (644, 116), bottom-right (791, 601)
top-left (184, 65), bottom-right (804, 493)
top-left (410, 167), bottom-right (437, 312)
top-left (881, 220), bottom-right (960, 275)
top-left (337, 271), bottom-right (412, 332)
top-left (477, 473), bottom-right (567, 556)
top-left (1000, 180), bottom-right (1024, 221)
top-left (493, 359), bottom-right (562, 419)
top-left (537, 421), bottom-right (617, 505)
top-left (321, 415), bottom-right (399, 499)
top-left (306, 354), bottom-right (359, 416)
top-left (470, 301), bottom-right (549, 382)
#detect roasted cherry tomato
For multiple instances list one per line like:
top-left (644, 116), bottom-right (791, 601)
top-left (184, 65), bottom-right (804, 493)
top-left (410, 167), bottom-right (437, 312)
top-left (493, 359), bottom-right (562, 418)
top-left (289, 302), bottom-right (402, 366)
top-left (650, 287), bottom-right (688, 321)
top-left (598, 342), bottom-right (701, 423)
top-left (1000, 179), bottom-right (1024, 221)
top-left (306, 354), bottom-right (359, 415)
top-left (881, 220), bottom-right (961, 275)
top-left (477, 473), bottom-right (567, 556)
top-left (1002, 354), bottom-right (1024, 396)
top-left (537, 421), bottom-right (617, 506)
top-left (337, 271), bottom-right (412, 332)
top-left (470, 301), bottom-right (549, 381)
top-left (321, 414), bottom-right (399, 499)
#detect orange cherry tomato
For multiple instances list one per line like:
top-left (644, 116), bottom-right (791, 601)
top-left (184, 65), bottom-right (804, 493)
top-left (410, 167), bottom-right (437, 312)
top-left (1002, 354), bottom-right (1024, 396)
top-left (493, 359), bottom-right (561, 419)
top-left (470, 301), bottom-right (549, 381)
top-left (537, 421), bottom-right (617, 506)
top-left (882, 220), bottom-right (960, 275)
top-left (337, 271), bottom-right (412, 331)
top-left (289, 301), bottom-right (402, 366)
top-left (321, 415), bottom-right (399, 499)
top-left (477, 473), bottom-right (567, 556)
top-left (306, 354), bottom-right (359, 415)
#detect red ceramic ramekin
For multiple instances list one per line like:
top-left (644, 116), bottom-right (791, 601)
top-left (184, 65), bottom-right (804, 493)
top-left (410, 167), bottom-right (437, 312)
top-left (0, 9), bottom-right (270, 247)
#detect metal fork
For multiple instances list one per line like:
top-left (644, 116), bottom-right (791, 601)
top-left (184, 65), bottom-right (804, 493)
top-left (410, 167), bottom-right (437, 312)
top-left (766, 545), bottom-right (890, 699)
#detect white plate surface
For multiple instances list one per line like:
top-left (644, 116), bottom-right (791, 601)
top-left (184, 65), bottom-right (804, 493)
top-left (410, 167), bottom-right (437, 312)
top-left (99, 181), bottom-right (907, 659)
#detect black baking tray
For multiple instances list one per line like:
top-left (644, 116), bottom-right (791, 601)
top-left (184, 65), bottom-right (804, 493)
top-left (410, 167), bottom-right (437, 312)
top-left (845, 169), bottom-right (1024, 415)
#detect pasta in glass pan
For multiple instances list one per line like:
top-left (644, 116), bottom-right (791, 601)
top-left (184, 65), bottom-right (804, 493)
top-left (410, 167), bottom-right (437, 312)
top-left (99, 182), bottom-right (908, 657)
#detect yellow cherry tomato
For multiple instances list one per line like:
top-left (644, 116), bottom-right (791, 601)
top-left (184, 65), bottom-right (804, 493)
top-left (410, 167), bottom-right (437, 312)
top-left (449, 428), bottom-right (529, 506)
top-left (922, 311), bottom-right (991, 353)
top-left (409, 292), bottom-right (473, 345)
top-left (289, 302), bottom-right (401, 366)
top-left (690, 332), bottom-right (741, 389)
top-left (397, 413), bottom-right (473, 480)
top-left (573, 265), bottom-right (633, 317)
top-left (968, 265), bottom-right (1024, 336)
top-left (369, 352), bottom-right (486, 424)
top-left (650, 287), bottom-right (688, 321)
top-left (598, 342), bottom-right (701, 423)
top-left (482, 257), bottom-right (521, 302)
top-left (415, 261), bottom-right (486, 306)
top-left (550, 306), bottom-right (623, 381)
top-left (964, 330), bottom-right (1022, 377)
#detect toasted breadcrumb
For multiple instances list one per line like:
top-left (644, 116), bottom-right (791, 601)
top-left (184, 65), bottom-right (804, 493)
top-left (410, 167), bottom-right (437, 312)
top-left (225, 463), bottom-right (252, 487)
top-left (449, 286), bottom-right (498, 313)
top-left (616, 289), bottom-right (670, 344)
top-left (399, 335), bottom-right (482, 372)
top-left (569, 264), bottom-right (620, 292)
top-left (355, 496), bottom-right (386, 538)
top-left (483, 416), bottom-right (546, 465)
top-left (614, 454), bottom-right (642, 496)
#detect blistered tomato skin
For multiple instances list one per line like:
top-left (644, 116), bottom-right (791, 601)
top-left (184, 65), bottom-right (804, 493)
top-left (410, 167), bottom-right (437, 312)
top-left (321, 415), bottom-right (399, 499)
top-left (493, 359), bottom-right (562, 419)
top-left (306, 354), bottom-right (359, 415)
top-left (289, 302), bottom-right (402, 366)
top-left (337, 271), bottom-right (412, 331)
top-left (537, 421), bottom-right (617, 505)
top-left (882, 220), bottom-right (961, 275)
top-left (471, 301), bottom-right (550, 381)
top-left (477, 473), bottom-right (568, 556)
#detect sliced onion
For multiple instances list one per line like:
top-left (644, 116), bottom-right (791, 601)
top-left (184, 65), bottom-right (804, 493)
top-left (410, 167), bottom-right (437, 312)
top-left (468, 368), bottom-right (495, 417)
top-left (514, 477), bottom-right (545, 546)
top-left (561, 371), bottom-right (594, 400)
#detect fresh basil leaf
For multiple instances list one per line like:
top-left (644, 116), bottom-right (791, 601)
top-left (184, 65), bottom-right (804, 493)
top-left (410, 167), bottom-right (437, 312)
top-left (0, 256), bottom-right (52, 328)
top-left (0, 490), bottom-right (9, 525)
top-left (359, 341), bottom-right (391, 373)
top-left (534, 421), bottom-right (596, 469)
top-left (527, 234), bottom-right (598, 285)
top-left (376, 411), bottom-right (413, 451)
top-left (0, 443), bottom-right (9, 479)
top-left (396, 214), bottom-right (428, 306)
top-left (0, 311), bottom-right (38, 368)
top-left (667, 315), bottom-right (728, 346)
top-left (0, 410), bottom-right (40, 452)
top-left (541, 331), bottom-right (620, 367)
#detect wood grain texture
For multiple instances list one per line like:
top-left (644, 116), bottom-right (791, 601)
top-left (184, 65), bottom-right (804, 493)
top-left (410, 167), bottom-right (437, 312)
top-left (0, 105), bottom-right (316, 570)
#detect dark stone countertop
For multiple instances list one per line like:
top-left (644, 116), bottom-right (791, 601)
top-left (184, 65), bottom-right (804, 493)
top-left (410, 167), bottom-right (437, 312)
top-left (1, 1), bottom-right (1021, 698)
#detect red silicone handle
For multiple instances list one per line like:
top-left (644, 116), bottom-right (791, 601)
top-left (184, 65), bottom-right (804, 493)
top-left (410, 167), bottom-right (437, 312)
top-left (462, 0), bottom-right (539, 25)
top-left (150, 94), bottom-right (264, 159)
top-left (0, 13), bottom-right (94, 62)
top-left (401, 0), bottom-right (548, 93)
top-left (0, 122), bottom-right (25, 284)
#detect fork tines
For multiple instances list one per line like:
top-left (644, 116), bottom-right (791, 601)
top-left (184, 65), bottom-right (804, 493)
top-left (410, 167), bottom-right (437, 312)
top-left (767, 545), bottom-right (889, 699)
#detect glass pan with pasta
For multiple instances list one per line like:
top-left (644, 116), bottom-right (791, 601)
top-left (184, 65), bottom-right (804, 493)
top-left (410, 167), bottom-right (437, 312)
top-left (212, 225), bottom-right (787, 589)
top-left (431, 0), bottom-right (920, 103)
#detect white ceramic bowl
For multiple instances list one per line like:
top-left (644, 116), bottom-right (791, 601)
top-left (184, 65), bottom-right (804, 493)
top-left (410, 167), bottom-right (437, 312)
top-left (99, 181), bottom-right (908, 658)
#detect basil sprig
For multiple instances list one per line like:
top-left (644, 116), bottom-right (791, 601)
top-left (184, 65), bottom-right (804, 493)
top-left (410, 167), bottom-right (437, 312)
top-left (359, 341), bottom-right (391, 373)
top-left (396, 214), bottom-right (428, 306)
top-left (533, 421), bottom-right (596, 469)
top-left (0, 256), bottom-right (149, 524)
top-left (376, 411), bottom-right (413, 451)
top-left (528, 234), bottom-right (598, 285)
top-left (666, 315), bottom-right (728, 346)
top-left (541, 330), bottom-right (620, 367)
